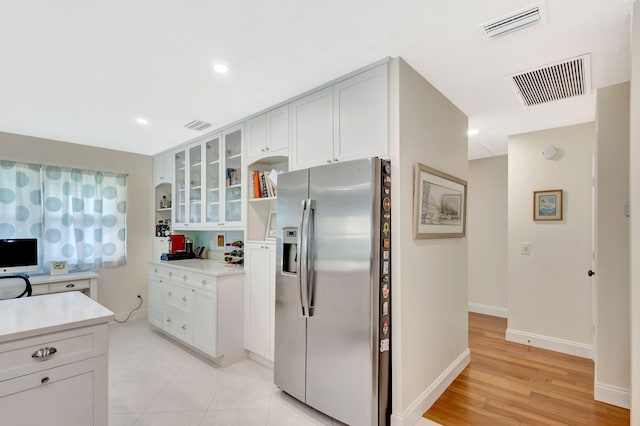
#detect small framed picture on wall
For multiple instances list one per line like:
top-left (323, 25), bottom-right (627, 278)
top-left (533, 189), bottom-right (563, 221)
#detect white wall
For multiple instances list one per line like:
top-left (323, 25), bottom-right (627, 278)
top-left (630, 1), bottom-right (640, 422)
top-left (468, 155), bottom-right (508, 317)
top-left (595, 82), bottom-right (631, 407)
top-left (507, 123), bottom-right (594, 357)
top-left (389, 58), bottom-right (469, 426)
top-left (1, 131), bottom-right (153, 318)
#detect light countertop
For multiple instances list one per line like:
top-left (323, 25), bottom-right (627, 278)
top-left (149, 258), bottom-right (244, 276)
top-left (0, 291), bottom-right (114, 343)
top-left (27, 270), bottom-right (99, 284)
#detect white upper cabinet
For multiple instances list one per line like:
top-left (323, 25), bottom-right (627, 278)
top-left (246, 104), bottom-right (289, 162)
top-left (290, 87), bottom-right (334, 171)
top-left (289, 64), bottom-right (388, 171)
top-left (153, 151), bottom-right (174, 186)
top-left (333, 65), bottom-right (388, 162)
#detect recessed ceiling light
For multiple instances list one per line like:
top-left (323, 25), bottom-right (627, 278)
top-left (136, 117), bottom-right (149, 125)
top-left (213, 64), bottom-right (229, 73)
top-left (467, 129), bottom-right (479, 136)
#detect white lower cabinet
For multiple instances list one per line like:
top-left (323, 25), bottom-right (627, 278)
top-left (148, 263), bottom-right (244, 365)
top-left (244, 241), bottom-right (276, 361)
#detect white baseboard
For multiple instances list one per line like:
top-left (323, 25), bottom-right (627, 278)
top-left (468, 302), bottom-right (507, 318)
top-left (594, 382), bottom-right (631, 409)
top-left (506, 328), bottom-right (592, 359)
top-left (247, 351), bottom-right (274, 369)
top-left (390, 349), bottom-right (470, 426)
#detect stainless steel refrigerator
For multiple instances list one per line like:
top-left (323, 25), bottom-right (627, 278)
top-left (275, 157), bottom-right (392, 426)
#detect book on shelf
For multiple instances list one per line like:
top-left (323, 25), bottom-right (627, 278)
top-left (251, 170), bottom-right (277, 199)
top-left (252, 171), bottom-right (261, 199)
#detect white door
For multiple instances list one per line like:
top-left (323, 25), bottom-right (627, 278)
top-left (192, 288), bottom-right (218, 357)
top-left (267, 243), bottom-right (276, 361)
top-left (245, 242), bottom-right (268, 357)
top-left (246, 114), bottom-right (267, 160)
top-left (333, 65), bottom-right (388, 162)
top-left (290, 87), bottom-right (334, 171)
top-left (266, 104), bottom-right (289, 155)
top-left (148, 276), bottom-right (164, 328)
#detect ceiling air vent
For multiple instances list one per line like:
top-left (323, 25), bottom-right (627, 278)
top-left (481, 3), bottom-right (546, 39)
top-left (509, 54), bottom-right (591, 107)
top-left (183, 120), bottom-right (213, 131)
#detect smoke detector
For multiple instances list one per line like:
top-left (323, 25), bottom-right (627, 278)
top-left (481, 2), bottom-right (547, 39)
top-left (183, 120), bottom-right (213, 132)
top-left (509, 54), bottom-right (591, 107)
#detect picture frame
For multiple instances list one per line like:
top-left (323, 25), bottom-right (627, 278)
top-left (533, 189), bottom-right (563, 221)
top-left (50, 260), bottom-right (68, 276)
top-left (266, 211), bottom-right (277, 240)
top-left (413, 163), bottom-right (467, 239)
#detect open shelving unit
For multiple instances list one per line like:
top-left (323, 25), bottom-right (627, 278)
top-left (246, 155), bottom-right (288, 242)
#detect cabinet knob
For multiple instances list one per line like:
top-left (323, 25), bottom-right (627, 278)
top-left (181, 324), bottom-right (187, 330)
top-left (182, 296), bottom-right (187, 302)
top-left (169, 271), bottom-right (173, 276)
top-left (65, 283), bottom-right (75, 288)
top-left (326, 160), bottom-right (332, 163)
top-left (266, 147), bottom-right (270, 151)
top-left (261, 148), bottom-right (265, 152)
top-left (166, 318), bottom-right (172, 323)
top-left (168, 291), bottom-right (173, 296)
top-left (202, 279), bottom-right (207, 285)
top-left (41, 377), bottom-right (50, 384)
top-left (183, 275), bottom-right (188, 280)
top-left (154, 268), bottom-right (158, 273)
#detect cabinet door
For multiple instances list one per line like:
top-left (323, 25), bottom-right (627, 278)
top-left (174, 149), bottom-right (187, 225)
top-left (148, 276), bottom-right (164, 328)
top-left (188, 143), bottom-right (203, 224)
top-left (192, 288), bottom-right (218, 357)
top-left (0, 355), bottom-right (108, 426)
top-left (246, 114), bottom-right (267, 160)
top-left (333, 65), bottom-right (388, 162)
top-left (222, 124), bottom-right (243, 226)
top-left (290, 87), bottom-right (334, 171)
top-left (245, 243), bottom-right (268, 356)
top-left (266, 104), bottom-right (289, 155)
top-left (154, 151), bottom-right (174, 186)
top-left (266, 243), bottom-right (276, 361)
top-left (204, 133), bottom-right (222, 226)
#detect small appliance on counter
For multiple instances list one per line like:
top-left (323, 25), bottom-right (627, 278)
top-left (169, 234), bottom-right (185, 253)
top-left (161, 234), bottom-right (196, 261)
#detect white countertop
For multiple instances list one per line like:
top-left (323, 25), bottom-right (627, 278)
top-left (0, 291), bottom-right (114, 343)
top-left (27, 270), bottom-right (99, 284)
top-left (149, 258), bottom-right (245, 276)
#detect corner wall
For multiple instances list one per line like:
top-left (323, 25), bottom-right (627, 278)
top-left (1, 131), bottom-right (153, 318)
top-left (594, 82), bottom-right (631, 408)
top-left (507, 123), bottom-right (594, 358)
top-left (630, 0), bottom-right (640, 421)
top-left (389, 58), bottom-right (469, 426)
top-left (468, 155), bottom-right (508, 317)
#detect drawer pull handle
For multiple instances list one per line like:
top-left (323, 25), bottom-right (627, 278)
top-left (169, 272), bottom-right (173, 276)
top-left (32, 347), bottom-right (57, 359)
top-left (41, 377), bottom-right (50, 384)
top-left (202, 280), bottom-right (207, 285)
top-left (166, 318), bottom-right (172, 323)
top-left (182, 296), bottom-right (187, 302)
top-left (181, 325), bottom-right (187, 330)
top-left (168, 291), bottom-right (172, 296)
top-left (65, 283), bottom-right (75, 288)
top-left (183, 275), bottom-right (187, 280)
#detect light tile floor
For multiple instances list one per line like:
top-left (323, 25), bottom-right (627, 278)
top-left (108, 319), bottom-right (345, 426)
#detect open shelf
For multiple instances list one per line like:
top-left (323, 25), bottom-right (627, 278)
top-left (250, 197), bottom-right (277, 203)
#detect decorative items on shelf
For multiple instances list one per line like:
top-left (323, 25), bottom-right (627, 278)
top-left (224, 240), bottom-right (244, 265)
top-left (50, 260), bottom-right (68, 276)
top-left (160, 195), bottom-right (171, 208)
top-left (252, 170), bottom-right (277, 199)
top-left (226, 168), bottom-right (241, 186)
top-left (156, 219), bottom-right (171, 237)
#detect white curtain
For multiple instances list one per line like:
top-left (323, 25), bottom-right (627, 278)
top-left (0, 160), bottom-right (43, 262)
top-left (42, 166), bottom-right (127, 270)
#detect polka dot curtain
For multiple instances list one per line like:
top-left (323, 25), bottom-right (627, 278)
top-left (43, 167), bottom-right (127, 269)
top-left (0, 160), bottom-right (44, 262)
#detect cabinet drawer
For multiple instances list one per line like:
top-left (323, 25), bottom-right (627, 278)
top-left (31, 284), bottom-right (49, 296)
top-left (164, 283), bottom-right (193, 312)
top-left (193, 273), bottom-right (217, 291)
top-left (0, 324), bottom-right (108, 382)
top-left (48, 279), bottom-right (90, 293)
top-left (168, 269), bottom-right (194, 283)
top-left (163, 309), bottom-right (192, 345)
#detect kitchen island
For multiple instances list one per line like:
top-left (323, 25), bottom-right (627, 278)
top-left (0, 292), bottom-right (113, 426)
top-left (148, 259), bottom-right (245, 366)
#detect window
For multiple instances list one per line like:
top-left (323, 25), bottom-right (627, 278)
top-left (0, 160), bottom-right (127, 271)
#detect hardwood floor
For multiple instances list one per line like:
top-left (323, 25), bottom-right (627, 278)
top-left (424, 313), bottom-right (630, 425)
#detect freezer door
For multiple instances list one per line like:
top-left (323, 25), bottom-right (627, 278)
top-left (305, 158), bottom-right (379, 426)
top-left (274, 168), bottom-right (309, 403)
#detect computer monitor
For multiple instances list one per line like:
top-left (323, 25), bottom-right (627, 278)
top-left (0, 238), bottom-right (38, 274)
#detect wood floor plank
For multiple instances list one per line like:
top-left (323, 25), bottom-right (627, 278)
top-left (424, 313), bottom-right (630, 425)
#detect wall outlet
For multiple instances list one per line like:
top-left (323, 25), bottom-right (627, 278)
top-left (521, 242), bottom-right (531, 255)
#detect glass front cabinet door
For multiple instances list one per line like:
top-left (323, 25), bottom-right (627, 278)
top-left (174, 150), bottom-right (186, 225)
top-left (205, 134), bottom-right (221, 225)
top-left (223, 125), bottom-right (243, 226)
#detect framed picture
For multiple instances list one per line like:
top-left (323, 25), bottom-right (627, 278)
top-left (413, 163), bottom-right (467, 239)
top-left (266, 211), bottom-right (277, 240)
top-left (50, 260), bottom-right (68, 276)
top-left (533, 189), bottom-right (563, 221)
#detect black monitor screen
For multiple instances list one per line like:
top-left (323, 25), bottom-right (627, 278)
top-left (0, 238), bottom-right (38, 269)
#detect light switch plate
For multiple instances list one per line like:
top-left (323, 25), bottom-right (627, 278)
top-left (521, 242), bottom-right (531, 255)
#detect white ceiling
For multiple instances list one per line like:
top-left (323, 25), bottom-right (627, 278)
top-left (0, 0), bottom-right (632, 159)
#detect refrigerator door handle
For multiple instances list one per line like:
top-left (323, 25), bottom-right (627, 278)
top-left (305, 199), bottom-right (315, 317)
top-left (297, 199), bottom-right (307, 317)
